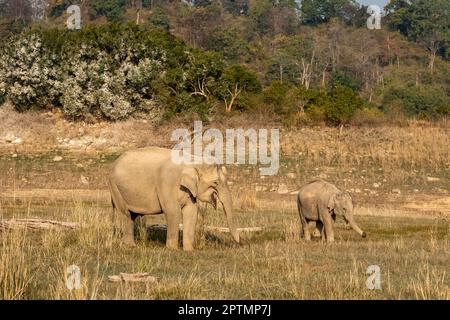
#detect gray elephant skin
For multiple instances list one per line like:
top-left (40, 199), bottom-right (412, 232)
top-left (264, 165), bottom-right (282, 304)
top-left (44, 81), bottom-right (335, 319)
top-left (108, 147), bottom-right (244, 251)
top-left (297, 179), bottom-right (366, 242)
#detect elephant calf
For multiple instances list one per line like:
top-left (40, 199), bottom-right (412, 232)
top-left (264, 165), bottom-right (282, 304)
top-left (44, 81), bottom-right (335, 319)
top-left (297, 179), bottom-right (366, 242)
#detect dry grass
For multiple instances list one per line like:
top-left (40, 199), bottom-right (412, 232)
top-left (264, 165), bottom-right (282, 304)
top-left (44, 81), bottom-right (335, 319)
top-left (0, 190), bottom-right (448, 300)
top-left (0, 228), bottom-right (33, 299)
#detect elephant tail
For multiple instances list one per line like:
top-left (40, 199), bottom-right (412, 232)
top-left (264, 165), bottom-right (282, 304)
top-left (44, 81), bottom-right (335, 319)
top-left (108, 178), bottom-right (128, 224)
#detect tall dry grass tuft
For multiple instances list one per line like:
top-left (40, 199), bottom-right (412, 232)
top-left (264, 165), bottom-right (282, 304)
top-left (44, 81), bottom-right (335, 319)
top-left (408, 264), bottom-right (448, 300)
top-left (68, 200), bottom-right (116, 250)
top-left (0, 228), bottom-right (33, 300)
top-left (282, 220), bottom-right (300, 242)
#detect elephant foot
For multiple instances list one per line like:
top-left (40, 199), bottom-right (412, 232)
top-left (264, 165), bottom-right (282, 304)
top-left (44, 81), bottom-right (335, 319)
top-left (183, 246), bottom-right (195, 252)
top-left (166, 241), bottom-right (179, 250)
top-left (123, 239), bottom-right (137, 247)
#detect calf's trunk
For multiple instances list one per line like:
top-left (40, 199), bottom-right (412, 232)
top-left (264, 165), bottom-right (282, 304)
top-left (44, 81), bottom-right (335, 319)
top-left (345, 214), bottom-right (366, 238)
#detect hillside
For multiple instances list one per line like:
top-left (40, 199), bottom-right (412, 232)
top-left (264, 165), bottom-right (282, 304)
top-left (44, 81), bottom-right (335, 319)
top-left (0, 0), bottom-right (449, 123)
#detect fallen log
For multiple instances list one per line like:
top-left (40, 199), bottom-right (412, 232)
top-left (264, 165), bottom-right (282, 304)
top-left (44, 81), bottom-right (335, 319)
top-left (206, 226), bottom-right (263, 233)
top-left (0, 218), bottom-right (81, 232)
top-left (108, 273), bottom-right (158, 283)
top-left (147, 224), bottom-right (263, 233)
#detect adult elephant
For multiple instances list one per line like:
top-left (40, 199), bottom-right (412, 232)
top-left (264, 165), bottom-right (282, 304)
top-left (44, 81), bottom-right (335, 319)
top-left (297, 179), bottom-right (366, 242)
top-left (108, 147), bottom-right (245, 251)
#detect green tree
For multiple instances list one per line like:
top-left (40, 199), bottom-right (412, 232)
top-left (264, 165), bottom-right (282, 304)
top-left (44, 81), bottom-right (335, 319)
top-left (325, 85), bottom-right (363, 124)
top-left (384, 85), bottom-right (450, 119)
top-left (185, 50), bottom-right (224, 101)
top-left (250, 0), bottom-right (299, 36)
top-left (207, 27), bottom-right (247, 62)
top-left (89, 0), bottom-right (128, 22)
top-left (217, 65), bottom-right (261, 112)
top-left (386, 0), bottom-right (450, 68)
top-left (147, 7), bottom-right (170, 31)
top-left (300, 0), bottom-right (359, 25)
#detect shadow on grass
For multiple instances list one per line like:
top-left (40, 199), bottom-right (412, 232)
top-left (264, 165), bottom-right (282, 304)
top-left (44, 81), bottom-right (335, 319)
top-left (140, 224), bottom-right (250, 248)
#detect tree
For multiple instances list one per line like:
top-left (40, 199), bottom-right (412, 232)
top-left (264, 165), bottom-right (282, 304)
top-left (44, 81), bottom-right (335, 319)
top-left (206, 27), bottom-right (247, 62)
top-left (265, 34), bottom-right (316, 87)
top-left (131, 0), bottom-right (143, 25)
top-left (1, 0), bottom-right (32, 22)
top-left (325, 84), bottom-right (363, 124)
top-left (178, 4), bottom-right (222, 48)
top-left (249, 0), bottom-right (299, 36)
top-left (89, 0), bottom-right (128, 22)
top-left (249, 0), bottom-right (273, 35)
top-left (147, 7), bottom-right (170, 31)
top-left (185, 51), bottom-right (224, 101)
top-left (386, 0), bottom-right (450, 70)
top-left (300, 0), bottom-right (359, 25)
top-left (413, 0), bottom-right (450, 72)
top-left (217, 65), bottom-right (261, 112)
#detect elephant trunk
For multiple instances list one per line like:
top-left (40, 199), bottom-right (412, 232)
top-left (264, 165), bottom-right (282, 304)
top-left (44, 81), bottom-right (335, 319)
top-left (217, 186), bottom-right (243, 245)
top-left (345, 214), bottom-right (366, 238)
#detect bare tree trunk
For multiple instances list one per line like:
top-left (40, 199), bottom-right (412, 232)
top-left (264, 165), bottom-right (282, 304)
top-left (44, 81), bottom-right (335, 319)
top-left (298, 51), bottom-right (315, 90)
top-left (279, 64), bottom-right (283, 83)
top-left (321, 66), bottom-right (328, 88)
top-left (134, 0), bottom-right (143, 25)
top-left (191, 78), bottom-right (210, 101)
top-left (387, 35), bottom-right (392, 65)
top-left (224, 84), bottom-right (241, 113)
top-left (429, 51), bottom-right (436, 74)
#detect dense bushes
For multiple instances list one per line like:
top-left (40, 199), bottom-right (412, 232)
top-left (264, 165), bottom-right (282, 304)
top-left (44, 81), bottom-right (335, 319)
top-left (262, 82), bottom-right (365, 125)
top-left (0, 24), bottom-right (264, 121)
top-left (0, 24), bottom-right (181, 120)
top-left (384, 85), bottom-right (450, 119)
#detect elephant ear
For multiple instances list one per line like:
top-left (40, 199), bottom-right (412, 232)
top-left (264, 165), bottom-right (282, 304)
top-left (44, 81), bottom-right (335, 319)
top-left (327, 193), bottom-right (337, 212)
top-left (180, 167), bottom-right (199, 198)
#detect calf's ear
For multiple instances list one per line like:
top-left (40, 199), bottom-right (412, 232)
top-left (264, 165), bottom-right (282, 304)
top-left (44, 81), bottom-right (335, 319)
top-left (327, 193), bottom-right (337, 211)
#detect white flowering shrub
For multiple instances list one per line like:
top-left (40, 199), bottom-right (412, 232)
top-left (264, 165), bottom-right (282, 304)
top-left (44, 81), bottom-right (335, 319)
top-left (0, 25), bottom-right (221, 120)
top-left (98, 87), bottom-right (133, 120)
top-left (61, 79), bottom-right (95, 118)
top-left (0, 33), bottom-right (62, 110)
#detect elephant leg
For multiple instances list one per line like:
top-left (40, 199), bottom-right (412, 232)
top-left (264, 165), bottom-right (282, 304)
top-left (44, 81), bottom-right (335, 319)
top-left (322, 214), bottom-right (335, 243)
top-left (316, 220), bottom-right (325, 240)
top-left (163, 203), bottom-right (182, 250)
top-left (182, 202), bottom-right (198, 252)
top-left (298, 200), bottom-right (310, 241)
top-left (122, 212), bottom-right (137, 247)
top-left (109, 180), bottom-right (136, 247)
top-left (301, 217), bottom-right (311, 241)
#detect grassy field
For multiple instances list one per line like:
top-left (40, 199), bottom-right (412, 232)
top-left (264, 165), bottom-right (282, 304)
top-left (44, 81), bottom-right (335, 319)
top-left (0, 123), bottom-right (449, 300)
